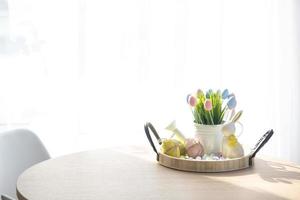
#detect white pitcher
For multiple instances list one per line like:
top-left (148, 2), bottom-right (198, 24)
top-left (195, 122), bottom-right (243, 154)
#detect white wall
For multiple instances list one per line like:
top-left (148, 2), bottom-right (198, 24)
top-left (0, 0), bottom-right (299, 164)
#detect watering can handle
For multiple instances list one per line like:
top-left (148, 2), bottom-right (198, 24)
top-left (249, 129), bottom-right (274, 165)
top-left (144, 122), bottom-right (161, 161)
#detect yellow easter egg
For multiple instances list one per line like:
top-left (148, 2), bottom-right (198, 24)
top-left (161, 139), bottom-right (181, 158)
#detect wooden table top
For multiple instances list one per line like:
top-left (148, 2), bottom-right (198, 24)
top-left (17, 146), bottom-right (300, 200)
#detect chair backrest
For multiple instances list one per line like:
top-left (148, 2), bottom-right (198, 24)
top-left (0, 129), bottom-right (50, 198)
top-left (1, 194), bottom-right (15, 200)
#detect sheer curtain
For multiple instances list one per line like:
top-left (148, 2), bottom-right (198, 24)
top-left (0, 0), bottom-right (299, 163)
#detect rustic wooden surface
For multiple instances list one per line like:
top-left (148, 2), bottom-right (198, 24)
top-left (17, 146), bottom-right (300, 200)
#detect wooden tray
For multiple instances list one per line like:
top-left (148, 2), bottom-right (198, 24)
top-left (144, 122), bottom-right (273, 173)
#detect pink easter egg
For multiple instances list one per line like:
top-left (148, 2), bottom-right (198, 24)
top-left (204, 99), bottom-right (212, 111)
top-left (185, 138), bottom-right (204, 158)
top-left (189, 96), bottom-right (197, 107)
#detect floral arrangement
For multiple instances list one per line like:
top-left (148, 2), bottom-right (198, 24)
top-left (157, 88), bottom-right (244, 160)
top-left (186, 89), bottom-right (237, 125)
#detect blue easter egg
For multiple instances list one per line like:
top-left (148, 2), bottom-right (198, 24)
top-left (186, 94), bottom-right (191, 103)
top-left (227, 96), bottom-right (237, 109)
top-left (222, 89), bottom-right (229, 99)
top-left (206, 89), bottom-right (213, 98)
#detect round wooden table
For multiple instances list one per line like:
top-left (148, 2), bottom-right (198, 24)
top-left (17, 147), bottom-right (300, 200)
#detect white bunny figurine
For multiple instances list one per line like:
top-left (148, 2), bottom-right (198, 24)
top-left (221, 122), bottom-right (244, 158)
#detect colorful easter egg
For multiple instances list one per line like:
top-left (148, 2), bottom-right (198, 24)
top-left (204, 99), bottom-right (213, 111)
top-left (161, 139), bottom-right (181, 158)
top-left (188, 96), bottom-right (197, 107)
top-left (222, 89), bottom-right (229, 99)
top-left (206, 89), bottom-right (213, 98)
top-left (227, 96), bottom-right (237, 109)
top-left (186, 94), bottom-right (191, 103)
top-left (185, 138), bottom-right (204, 158)
top-left (197, 89), bottom-right (204, 98)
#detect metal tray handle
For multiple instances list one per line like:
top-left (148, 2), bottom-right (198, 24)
top-left (249, 129), bottom-right (274, 165)
top-left (144, 122), bottom-right (162, 161)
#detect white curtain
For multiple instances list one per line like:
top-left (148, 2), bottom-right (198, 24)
top-left (0, 0), bottom-right (299, 163)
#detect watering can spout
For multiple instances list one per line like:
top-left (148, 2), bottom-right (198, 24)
top-left (165, 120), bottom-right (186, 144)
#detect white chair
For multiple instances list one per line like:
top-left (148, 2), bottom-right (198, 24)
top-left (1, 194), bottom-right (15, 200)
top-left (0, 129), bottom-right (50, 199)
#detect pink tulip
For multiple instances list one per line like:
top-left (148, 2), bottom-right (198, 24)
top-left (204, 99), bottom-right (212, 111)
top-left (189, 96), bottom-right (197, 107)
